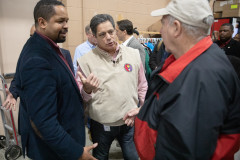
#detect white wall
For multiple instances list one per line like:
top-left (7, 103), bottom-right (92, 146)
top-left (0, 0), bottom-right (39, 75)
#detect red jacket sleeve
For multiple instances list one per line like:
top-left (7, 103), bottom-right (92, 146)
top-left (211, 134), bottom-right (240, 160)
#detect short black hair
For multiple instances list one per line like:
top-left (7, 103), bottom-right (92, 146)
top-left (117, 19), bottom-right (134, 35)
top-left (221, 23), bottom-right (234, 31)
top-left (90, 14), bottom-right (115, 36)
top-left (34, 0), bottom-right (64, 26)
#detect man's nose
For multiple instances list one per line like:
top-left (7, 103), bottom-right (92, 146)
top-left (105, 33), bottom-right (111, 39)
top-left (63, 21), bottom-right (68, 29)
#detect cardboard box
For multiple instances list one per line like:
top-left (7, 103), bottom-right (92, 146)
top-left (214, 0), bottom-right (240, 12)
top-left (214, 1), bottom-right (227, 12)
top-left (222, 3), bottom-right (240, 17)
top-left (214, 12), bottom-right (223, 18)
top-left (228, 0), bottom-right (240, 3)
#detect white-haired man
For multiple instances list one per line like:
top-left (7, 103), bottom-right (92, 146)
top-left (134, 0), bottom-right (240, 159)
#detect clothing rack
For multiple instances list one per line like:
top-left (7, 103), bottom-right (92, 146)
top-left (138, 37), bottom-right (162, 46)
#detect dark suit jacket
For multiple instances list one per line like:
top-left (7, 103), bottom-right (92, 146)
top-left (126, 36), bottom-right (146, 69)
top-left (10, 48), bottom-right (74, 100)
top-left (215, 39), bottom-right (240, 58)
top-left (227, 55), bottom-right (240, 79)
top-left (15, 32), bottom-right (85, 160)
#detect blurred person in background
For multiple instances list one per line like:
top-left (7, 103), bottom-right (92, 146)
top-left (116, 19), bottom-right (146, 70)
top-left (215, 23), bottom-right (240, 58)
top-left (73, 24), bottom-right (97, 75)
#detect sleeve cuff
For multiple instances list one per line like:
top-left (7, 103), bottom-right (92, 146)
top-left (81, 88), bottom-right (92, 102)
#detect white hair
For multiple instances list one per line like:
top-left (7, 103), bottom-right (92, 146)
top-left (166, 15), bottom-right (214, 40)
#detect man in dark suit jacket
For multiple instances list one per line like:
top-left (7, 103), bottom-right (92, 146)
top-left (61, 48), bottom-right (74, 73)
top-left (3, 48), bottom-right (74, 109)
top-left (215, 23), bottom-right (240, 58)
top-left (3, 26), bottom-right (74, 111)
top-left (7, 1), bottom-right (97, 159)
top-left (116, 19), bottom-right (146, 69)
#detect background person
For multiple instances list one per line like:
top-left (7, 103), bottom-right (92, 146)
top-left (116, 19), bottom-right (146, 70)
top-left (234, 33), bottom-right (240, 42)
top-left (149, 40), bottom-right (170, 71)
top-left (73, 24), bottom-right (97, 74)
top-left (215, 23), bottom-right (240, 58)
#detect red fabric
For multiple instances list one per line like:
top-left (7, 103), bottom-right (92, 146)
top-left (134, 117), bottom-right (157, 160)
top-left (153, 92), bottom-right (159, 100)
top-left (211, 134), bottom-right (240, 160)
top-left (159, 36), bottom-right (213, 83)
top-left (218, 38), bottom-right (231, 48)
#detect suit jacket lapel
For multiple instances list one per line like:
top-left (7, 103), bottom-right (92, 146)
top-left (34, 34), bottom-right (82, 100)
top-left (47, 44), bottom-right (82, 100)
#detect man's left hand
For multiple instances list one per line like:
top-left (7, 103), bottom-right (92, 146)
top-left (2, 88), bottom-right (17, 110)
top-left (123, 108), bottom-right (140, 127)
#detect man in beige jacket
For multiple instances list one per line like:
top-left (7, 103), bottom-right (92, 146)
top-left (76, 14), bottom-right (148, 160)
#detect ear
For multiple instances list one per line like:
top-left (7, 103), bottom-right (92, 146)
top-left (38, 17), bottom-right (47, 30)
top-left (173, 20), bottom-right (182, 38)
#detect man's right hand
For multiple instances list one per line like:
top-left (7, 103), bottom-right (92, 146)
top-left (77, 71), bottom-right (99, 94)
top-left (2, 88), bottom-right (17, 110)
top-left (79, 143), bottom-right (98, 160)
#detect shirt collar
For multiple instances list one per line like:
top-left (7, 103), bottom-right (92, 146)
top-left (122, 35), bottom-right (133, 46)
top-left (219, 38), bottom-right (231, 48)
top-left (86, 40), bottom-right (96, 49)
top-left (36, 31), bottom-right (60, 51)
top-left (96, 43), bottom-right (120, 60)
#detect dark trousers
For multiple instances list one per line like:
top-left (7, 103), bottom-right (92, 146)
top-left (90, 119), bottom-right (138, 160)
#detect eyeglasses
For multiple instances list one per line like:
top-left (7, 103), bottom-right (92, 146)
top-left (97, 29), bottom-right (115, 39)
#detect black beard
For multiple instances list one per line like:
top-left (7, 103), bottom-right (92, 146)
top-left (55, 29), bottom-right (68, 43)
top-left (55, 37), bottom-right (66, 43)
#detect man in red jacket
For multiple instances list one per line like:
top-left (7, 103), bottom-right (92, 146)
top-left (134, 0), bottom-right (240, 159)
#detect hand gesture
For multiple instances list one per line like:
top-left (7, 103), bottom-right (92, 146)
top-left (2, 88), bottom-right (17, 110)
top-left (123, 108), bottom-right (140, 127)
top-left (77, 71), bottom-right (99, 94)
top-left (79, 143), bottom-right (98, 160)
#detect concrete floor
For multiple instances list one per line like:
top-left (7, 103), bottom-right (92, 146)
top-left (0, 79), bottom-right (123, 160)
top-left (0, 123), bottom-right (240, 160)
top-left (0, 130), bottom-right (239, 160)
top-left (0, 127), bottom-right (123, 160)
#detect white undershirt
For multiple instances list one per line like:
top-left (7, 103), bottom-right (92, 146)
top-left (122, 35), bottom-right (133, 46)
